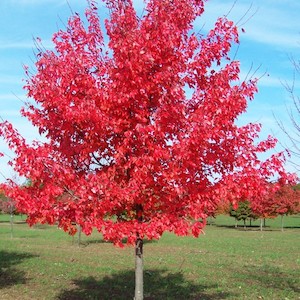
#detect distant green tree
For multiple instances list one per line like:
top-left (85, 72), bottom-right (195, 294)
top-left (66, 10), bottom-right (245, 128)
top-left (229, 200), bottom-right (257, 229)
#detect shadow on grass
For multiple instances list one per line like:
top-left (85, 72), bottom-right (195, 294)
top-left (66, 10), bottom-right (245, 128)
top-left (0, 250), bottom-right (37, 288)
top-left (57, 269), bottom-right (232, 300)
top-left (214, 224), bottom-right (300, 231)
top-left (217, 225), bottom-right (267, 231)
top-left (84, 238), bottom-right (158, 247)
top-left (282, 226), bottom-right (300, 229)
top-left (0, 220), bottom-right (27, 224)
top-left (32, 224), bottom-right (52, 230)
top-left (237, 264), bottom-right (300, 295)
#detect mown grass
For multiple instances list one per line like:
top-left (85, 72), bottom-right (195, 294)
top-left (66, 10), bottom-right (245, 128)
top-left (0, 214), bottom-right (299, 299)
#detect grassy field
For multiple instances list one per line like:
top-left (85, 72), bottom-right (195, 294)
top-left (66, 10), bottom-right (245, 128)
top-left (0, 214), bottom-right (299, 300)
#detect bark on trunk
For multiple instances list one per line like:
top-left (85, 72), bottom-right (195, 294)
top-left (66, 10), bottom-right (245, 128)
top-left (260, 218), bottom-right (263, 232)
top-left (134, 237), bottom-right (143, 300)
top-left (281, 215), bottom-right (284, 232)
top-left (77, 224), bottom-right (82, 246)
top-left (10, 205), bottom-right (14, 239)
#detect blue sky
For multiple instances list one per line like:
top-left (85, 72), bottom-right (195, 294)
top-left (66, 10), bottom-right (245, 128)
top-left (0, 0), bottom-right (300, 182)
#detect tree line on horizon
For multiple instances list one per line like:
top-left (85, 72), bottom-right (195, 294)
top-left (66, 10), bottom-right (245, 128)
top-left (1, 181), bottom-right (299, 230)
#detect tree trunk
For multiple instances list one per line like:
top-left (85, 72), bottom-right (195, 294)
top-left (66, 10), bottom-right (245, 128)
top-left (134, 204), bottom-right (144, 300)
top-left (134, 237), bottom-right (143, 300)
top-left (260, 218), bottom-right (263, 231)
top-left (10, 205), bottom-right (14, 239)
top-left (77, 224), bottom-right (82, 246)
top-left (243, 219), bottom-right (246, 229)
top-left (281, 215), bottom-right (284, 232)
top-left (235, 219), bottom-right (238, 228)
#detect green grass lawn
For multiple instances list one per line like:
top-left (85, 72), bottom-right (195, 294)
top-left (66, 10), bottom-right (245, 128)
top-left (0, 214), bottom-right (299, 299)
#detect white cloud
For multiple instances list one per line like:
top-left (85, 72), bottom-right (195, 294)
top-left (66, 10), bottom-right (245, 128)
top-left (200, 0), bottom-right (300, 50)
top-left (0, 93), bottom-right (25, 99)
top-left (256, 75), bottom-right (300, 89)
top-left (9, 0), bottom-right (65, 6)
top-left (0, 110), bottom-right (22, 118)
top-left (0, 76), bottom-right (23, 85)
top-left (0, 39), bottom-right (54, 50)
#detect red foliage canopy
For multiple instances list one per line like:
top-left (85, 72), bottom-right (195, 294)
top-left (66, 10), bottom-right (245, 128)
top-left (271, 184), bottom-right (300, 216)
top-left (0, 0), bottom-right (290, 245)
top-left (250, 180), bottom-right (300, 219)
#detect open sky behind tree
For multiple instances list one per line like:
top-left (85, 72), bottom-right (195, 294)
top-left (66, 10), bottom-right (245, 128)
top-left (0, 0), bottom-right (300, 182)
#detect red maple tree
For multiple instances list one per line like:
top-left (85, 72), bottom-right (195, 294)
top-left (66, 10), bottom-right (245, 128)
top-left (273, 184), bottom-right (300, 215)
top-left (270, 183), bottom-right (300, 230)
top-left (0, 0), bottom-right (291, 298)
top-left (250, 179), bottom-right (300, 230)
top-left (251, 182), bottom-right (279, 220)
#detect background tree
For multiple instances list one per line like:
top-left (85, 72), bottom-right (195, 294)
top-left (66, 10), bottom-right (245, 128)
top-left (229, 200), bottom-right (257, 229)
top-left (0, 189), bottom-right (16, 238)
top-left (277, 56), bottom-right (300, 171)
top-left (251, 182), bottom-right (278, 231)
top-left (271, 184), bottom-right (300, 231)
top-left (0, 0), bottom-right (292, 298)
top-left (215, 198), bottom-right (231, 215)
top-left (252, 182), bottom-right (300, 231)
